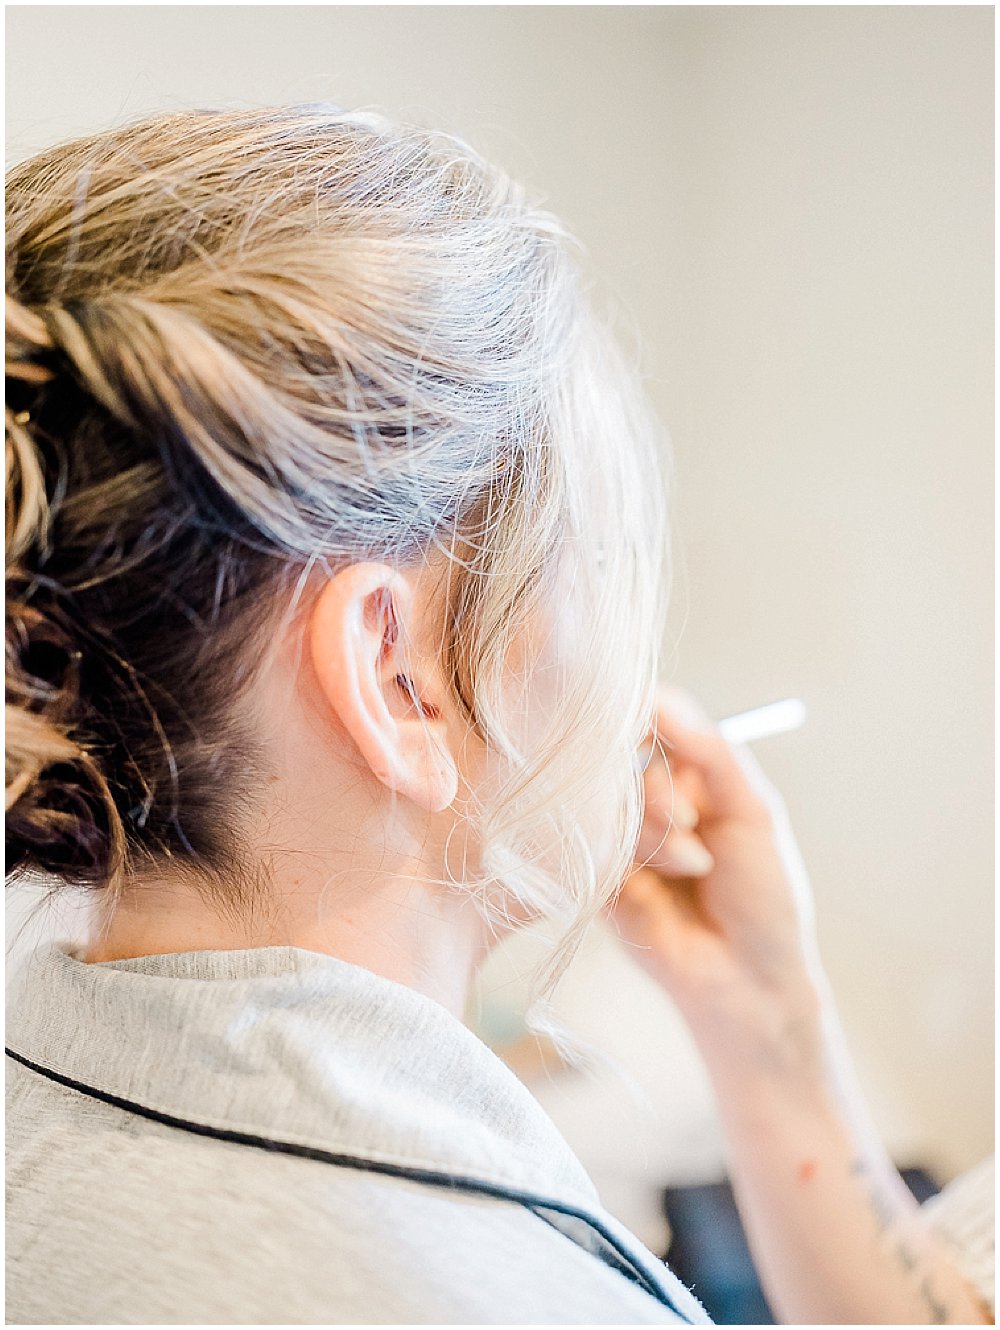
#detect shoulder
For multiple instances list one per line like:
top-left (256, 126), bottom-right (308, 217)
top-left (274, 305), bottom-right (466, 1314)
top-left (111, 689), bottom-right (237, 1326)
top-left (7, 1083), bottom-right (689, 1324)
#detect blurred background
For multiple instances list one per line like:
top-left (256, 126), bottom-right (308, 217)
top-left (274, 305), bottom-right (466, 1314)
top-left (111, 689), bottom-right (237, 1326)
top-left (6, 2), bottom-right (993, 1304)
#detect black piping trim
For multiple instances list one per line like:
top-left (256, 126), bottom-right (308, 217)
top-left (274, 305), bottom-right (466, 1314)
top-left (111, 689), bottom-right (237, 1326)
top-left (525, 1201), bottom-right (657, 1292)
top-left (6, 1047), bottom-right (690, 1319)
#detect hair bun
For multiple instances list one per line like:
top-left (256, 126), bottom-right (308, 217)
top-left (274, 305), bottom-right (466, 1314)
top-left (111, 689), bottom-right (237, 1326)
top-left (5, 295), bottom-right (115, 884)
top-left (5, 584), bottom-right (124, 884)
top-left (6, 295), bottom-right (55, 374)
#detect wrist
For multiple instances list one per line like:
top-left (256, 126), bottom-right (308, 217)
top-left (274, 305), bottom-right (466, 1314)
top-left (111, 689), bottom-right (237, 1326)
top-left (688, 973), bottom-right (832, 1102)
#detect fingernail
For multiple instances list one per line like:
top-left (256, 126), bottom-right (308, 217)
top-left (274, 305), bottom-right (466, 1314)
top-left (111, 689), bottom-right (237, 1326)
top-left (634, 742), bottom-right (655, 772)
top-left (670, 839), bottom-right (714, 875)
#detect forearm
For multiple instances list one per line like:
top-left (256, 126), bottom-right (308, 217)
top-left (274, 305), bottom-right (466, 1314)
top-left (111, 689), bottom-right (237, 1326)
top-left (626, 693), bottom-right (991, 1322)
top-left (697, 989), bottom-right (990, 1325)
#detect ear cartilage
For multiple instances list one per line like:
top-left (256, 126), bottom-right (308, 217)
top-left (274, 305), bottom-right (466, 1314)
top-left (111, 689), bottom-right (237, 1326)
top-left (395, 673), bottom-right (420, 705)
top-left (395, 674), bottom-right (440, 720)
top-left (716, 697), bottom-right (806, 745)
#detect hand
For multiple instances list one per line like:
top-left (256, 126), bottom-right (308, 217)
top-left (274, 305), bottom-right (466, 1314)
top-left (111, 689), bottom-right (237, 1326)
top-left (612, 685), bottom-right (825, 1066)
top-left (612, 690), bottom-right (994, 1327)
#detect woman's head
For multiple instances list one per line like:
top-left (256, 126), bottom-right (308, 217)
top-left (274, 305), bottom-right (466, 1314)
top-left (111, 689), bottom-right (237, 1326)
top-left (6, 106), bottom-right (669, 994)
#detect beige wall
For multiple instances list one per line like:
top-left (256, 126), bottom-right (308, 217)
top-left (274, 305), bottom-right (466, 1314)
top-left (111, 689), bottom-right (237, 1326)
top-left (6, 6), bottom-right (993, 1186)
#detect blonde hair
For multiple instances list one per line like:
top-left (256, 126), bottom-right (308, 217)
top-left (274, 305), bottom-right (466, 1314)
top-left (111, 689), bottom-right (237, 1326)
top-left (5, 105), bottom-right (669, 1001)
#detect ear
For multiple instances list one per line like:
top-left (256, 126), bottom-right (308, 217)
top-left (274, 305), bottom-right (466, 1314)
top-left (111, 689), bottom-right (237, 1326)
top-left (308, 562), bottom-right (458, 814)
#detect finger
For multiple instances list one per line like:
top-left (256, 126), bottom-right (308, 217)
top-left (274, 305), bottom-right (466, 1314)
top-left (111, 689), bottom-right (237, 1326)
top-left (655, 685), bottom-right (713, 730)
top-left (612, 868), bottom-right (672, 933)
top-left (641, 751), bottom-right (701, 831)
top-left (653, 686), bottom-right (776, 824)
top-left (635, 820), bottom-right (714, 878)
top-left (611, 869), bottom-right (689, 968)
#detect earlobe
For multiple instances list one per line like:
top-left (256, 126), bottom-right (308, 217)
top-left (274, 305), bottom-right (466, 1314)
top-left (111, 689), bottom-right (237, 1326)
top-left (308, 563), bottom-right (458, 814)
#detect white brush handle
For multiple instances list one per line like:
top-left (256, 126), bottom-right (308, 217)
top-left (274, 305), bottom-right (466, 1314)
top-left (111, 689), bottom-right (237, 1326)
top-left (717, 697), bottom-right (806, 745)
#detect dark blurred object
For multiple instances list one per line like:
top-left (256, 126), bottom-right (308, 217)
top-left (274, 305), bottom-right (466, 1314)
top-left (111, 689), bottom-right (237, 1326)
top-left (661, 1168), bottom-right (940, 1325)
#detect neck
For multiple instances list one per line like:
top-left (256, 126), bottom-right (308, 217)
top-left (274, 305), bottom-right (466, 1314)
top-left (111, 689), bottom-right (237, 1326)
top-left (83, 858), bottom-right (488, 1020)
top-left (81, 616), bottom-right (495, 1021)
